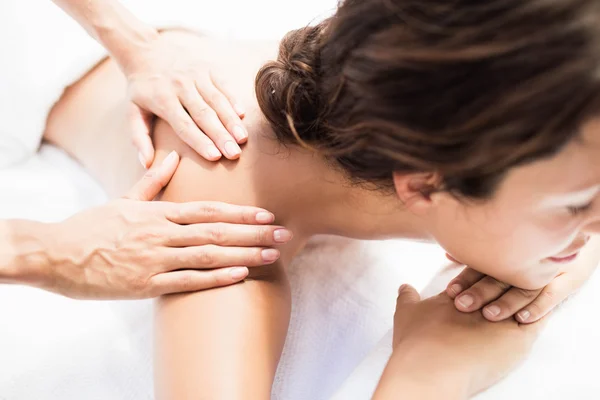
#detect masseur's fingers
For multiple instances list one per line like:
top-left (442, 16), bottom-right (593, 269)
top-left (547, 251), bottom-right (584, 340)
top-left (446, 267), bottom-right (486, 299)
top-left (481, 286), bottom-right (543, 321)
top-left (125, 150), bottom-right (179, 201)
top-left (148, 267), bottom-right (249, 296)
top-left (165, 201), bottom-right (275, 225)
top-left (210, 70), bottom-right (246, 119)
top-left (128, 103), bottom-right (155, 168)
top-left (166, 223), bottom-right (293, 247)
top-left (197, 75), bottom-right (247, 144)
top-left (163, 245), bottom-right (281, 270)
top-left (162, 99), bottom-right (223, 161)
top-left (454, 275), bottom-right (512, 312)
top-left (180, 88), bottom-right (241, 159)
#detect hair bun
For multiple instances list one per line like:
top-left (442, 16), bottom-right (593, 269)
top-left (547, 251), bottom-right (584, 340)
top-left (256, 25), bottom-right (325, 147)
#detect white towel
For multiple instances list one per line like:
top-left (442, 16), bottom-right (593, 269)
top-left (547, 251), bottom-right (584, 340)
top-left (332, 264), bottom-right (600, 400)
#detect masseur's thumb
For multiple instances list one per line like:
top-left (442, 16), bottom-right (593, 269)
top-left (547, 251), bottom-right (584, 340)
top-left (396, 284), bottom-right (420, 306)
top-left (125, 151), bottom-right (179, 201)
top-left (129, 102), bottom-right (155, 169)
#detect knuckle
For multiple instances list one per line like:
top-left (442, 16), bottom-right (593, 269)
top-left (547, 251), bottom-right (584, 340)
top-left (196, 248), bottom-right (215, 267)
top-left (541, 289), bottom-right (556, 303)
top-left (255, 227), bottom-right (270, 244)
top-left (481, 275), bottom-right (510, 291)
top-left (173, 76), bottom-right (187, 89)
top-left (492, 278), bottom-right (511, 291)
top-left (198, 107), bottom-right (216, 119)
top-left (201, 203), bottom-right (220, 220)
top-left (210, 272), bottom-right (222, 288)
top-left (177, 274), bottom-right (196, 292)
top-left (245, 249), bottom-right (263, 266)
top-left (209, 91), bottom-right (226, 107)
top-left (143, 169), bottom-right (157, 180)
top-left (515, 287), bottom-right (540, 300)
top-left (176, 121), bottom-right (194, 138)
top-left (155, 91), bottom-right (171, 107)
top-left (208, 224), bottom-right (227, 244)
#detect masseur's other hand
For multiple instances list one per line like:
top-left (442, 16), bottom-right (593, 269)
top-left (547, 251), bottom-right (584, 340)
top-left (44, 151), bottom-right (290, 300)
top-left (445, 239), bottom-right (599, 323)
top-left (390, 286), bottom-right (545, 397)
top-left (123, 32), bottom-right (247, 167)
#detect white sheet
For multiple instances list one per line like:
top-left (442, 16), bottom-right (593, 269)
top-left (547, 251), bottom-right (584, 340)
top-left (3, 147), bottom-right (600, 400)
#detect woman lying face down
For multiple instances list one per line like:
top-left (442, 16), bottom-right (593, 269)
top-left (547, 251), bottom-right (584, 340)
top-left (43, 0), bottom-right (600, 397)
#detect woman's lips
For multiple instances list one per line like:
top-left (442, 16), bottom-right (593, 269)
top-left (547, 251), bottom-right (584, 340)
top-left (547, 252), bottom-right (579, 264)
top-left (547, 235), bottom-right (589, 264)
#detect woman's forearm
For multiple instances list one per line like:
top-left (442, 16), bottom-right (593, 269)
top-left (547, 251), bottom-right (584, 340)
top-left (0, 220), bottom-right (50, 286)
top-left (373, 349), bottom-right (470, 400)
top-left (51, 0), bottom-right (158, 72)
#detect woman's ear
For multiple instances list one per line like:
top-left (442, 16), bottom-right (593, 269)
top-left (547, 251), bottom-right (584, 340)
top-left (393, 172), bottom-right (442, 215)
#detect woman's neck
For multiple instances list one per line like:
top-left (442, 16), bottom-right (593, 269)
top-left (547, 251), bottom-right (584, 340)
top-left (246, 120), bottom-right (432, 249)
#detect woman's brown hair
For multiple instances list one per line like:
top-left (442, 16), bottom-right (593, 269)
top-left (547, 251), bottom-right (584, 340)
top-left (255, 0), bottom-right (600, 198)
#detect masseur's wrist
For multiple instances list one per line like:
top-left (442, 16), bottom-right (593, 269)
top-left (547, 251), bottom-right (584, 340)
top-left (373, 346), bottom-right (471, 400)
top-left (0, 219), bottom-right (52, 287)
top-left (82, 0), bottom-right (159, 76)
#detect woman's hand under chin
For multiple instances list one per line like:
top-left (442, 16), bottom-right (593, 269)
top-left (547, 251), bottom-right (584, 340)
top-left (445, 236), bottom-right (600, 323)
top-left (373, 286), bottom-right (546, 399)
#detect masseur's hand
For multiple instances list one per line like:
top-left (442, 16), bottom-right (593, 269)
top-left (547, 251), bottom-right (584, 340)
top-left (445, 237), bottom-right (600, 323)
top-left (40, 151), bottom-right (290, 300)
top-left (373, 286), bottom-right (545, 399)
top-left (124, 32), bottom-right (248, 167)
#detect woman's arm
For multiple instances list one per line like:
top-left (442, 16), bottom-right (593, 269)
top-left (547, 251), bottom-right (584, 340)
top-left (372, 285), bottom-right (546, 399)
top-left (153, 132), bottom-right (292, 398)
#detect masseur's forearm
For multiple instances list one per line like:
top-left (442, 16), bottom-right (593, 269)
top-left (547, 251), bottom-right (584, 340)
top-left (51, 0), bottom-right (158, 72)
top-left (373, 351), bottom-right (470, 400)
top-left (0, 219), bottom-right (50, 287)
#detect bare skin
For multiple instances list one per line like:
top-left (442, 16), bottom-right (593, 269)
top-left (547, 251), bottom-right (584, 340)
top-left (44, 30), bottom-right (600, 398)
top-left (44, 30), bottom-right (425, 398)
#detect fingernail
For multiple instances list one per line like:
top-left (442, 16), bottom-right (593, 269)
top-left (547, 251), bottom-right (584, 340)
top-left (450, 284), bottom-right (463, 296)
top-left (484, 305), bottom-right (501, 318)
top-left (224, 141), bottom-right (241, 158)
top-left (517, 310), bottom-right (531, 322)
top-left (234, 104), bottom-right (246, 116)
top-left (255, 211), bottom-right (275, 223)
top-left (230, 267), bottom-right (248, 280)
top-left (457, 294), bottom-right (474, 308)
top-left (138, 152), bottom-right (147, 169)
top-left (398, 284), bottom-right (407, 294)
top-left (273, 229), bottom-right (293, 243)
top-left (233, 125), bottom-right (248, 142)
top-left (261, 249), bottom-right (280, 263)
top-left (162, 150), bottom-right (178, 166)
top-left (207, 146), bottom-right (221, 160)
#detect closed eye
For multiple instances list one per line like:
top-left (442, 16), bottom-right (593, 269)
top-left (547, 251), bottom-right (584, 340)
top-left (567, 202), bottom-right (593, 216)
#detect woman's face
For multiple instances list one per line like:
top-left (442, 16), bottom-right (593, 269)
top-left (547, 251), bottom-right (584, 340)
top-left (427, 119), bottom-right (600, 290)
